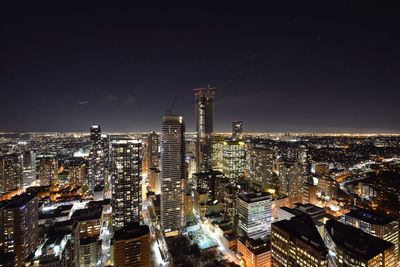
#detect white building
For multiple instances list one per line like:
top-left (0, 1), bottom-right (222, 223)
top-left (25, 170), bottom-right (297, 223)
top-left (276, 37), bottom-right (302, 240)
top-left (237, 192), bottom-right (272, 239)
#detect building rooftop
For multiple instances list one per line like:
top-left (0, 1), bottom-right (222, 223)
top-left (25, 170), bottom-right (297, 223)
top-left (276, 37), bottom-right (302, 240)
top-left (345, 207), bottom-right (396, 225)
top-left (113, 222), bottom-right (149, 240)
top-left (294, 203), bottom-right (325, 217)
top-left (49, 219), bottom-right (78, 235)
top-left (273, 215), bottom-right (327, 252)
top-left (39, 204), bottom-right (72, 220)
top-left (325, 219), bottom-right (394, 260)
top-left (0, 192), bottom-right (37, 209)
top-left (239, 192), bottom-right (271, 203)
top-left (239, 237), bottom-right (270, 255)
top-left (71, 207), bottom-right (102, 221)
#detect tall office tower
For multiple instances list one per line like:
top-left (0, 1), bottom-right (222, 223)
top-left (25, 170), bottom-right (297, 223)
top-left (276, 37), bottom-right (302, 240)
top-left (271, 215), bottom-right (328, 267)
top-left (113, 223), bottom-right (150, 267)
top-left (0, 193), bottom-right (39, 266)
top-left (194, 87), bottom-right (215, 172)
top-left (248, 146), bottom-right (274, 188)
top-left (88, 125), bottom-right (105, 194)
top-left (324, 219), bottom-right (396, 267)
top-left (344, 208), bottom-right (399, 263)
top-left (147, 131), bottom-right (160, 169)
top-left (21, 151), bottom-right (36, 187)
top-left (0, 153), bottom-right (23, 194)
top-left (161, 115), bottom-right (185, 236)
top-left (68, 161), bottom-right (86, 188)
top-left (237, 192), bottom-right (272, 239)
top-left (232, 121), bottom-right (243, 140)
top-left (111, 138), bottom-right (142, 230)
top-left (223, 139), bottom-right (246, 182)
top-left (37, 156), bottom-right (58, 186)
top-left (211, 135), bottom-right (225, 172)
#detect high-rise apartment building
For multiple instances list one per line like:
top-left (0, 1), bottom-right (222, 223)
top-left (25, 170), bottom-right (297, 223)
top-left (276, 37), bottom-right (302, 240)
top-left (237, 192), bottom-right (272, 239)
top-left (271, 215), bottom-right (328, 266)
top-left (88, 125), bottom-right (105, 194)
top-left (147, 131), bottom-right (160, 169)
top-left (275, 159), bottom-right (304, 198)
top-left (112, 223), bottom-right (150, 267)
top-left (21, 151), bottom-right (36, 187)
top-left (194, 87), bottom-right (215, 172)
top-left (248, 146), bottom-right (274, 188)
top-left (161, 115), bottom-right (185, 236)
top-left (68, 161), bottom-right (86, 188)
top-left (0, 193), bottom-right (39, 266)
top-left (111, 138), bottom-right (142, 230)
top-left (37, 156), bottom-right (58, 186)
top-left (0, 153), bottom-right (23, 194)
top-left (317, 176), bottom-right (337, 200)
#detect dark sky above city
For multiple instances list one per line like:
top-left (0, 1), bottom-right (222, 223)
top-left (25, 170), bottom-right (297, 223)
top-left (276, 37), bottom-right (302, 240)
top-left (1, 2), bottom-right (400, 133)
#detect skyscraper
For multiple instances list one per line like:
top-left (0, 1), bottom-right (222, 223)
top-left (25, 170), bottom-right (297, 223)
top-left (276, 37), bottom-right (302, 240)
top-left (248, 146), bottom-right (274, 188)
top-left (88, 125), bottom-right (105, 194)
top-left (194, 87), bottom-right (215, 172)
top-left (111, 138), bottom-right (142, 230)
top-left (222, 139), bottom-right (246, 182)
top-left (161, 115), bottom-right (185, 236)
top-left (0, 193), bottom-right (39, 266)
top-left (147, 131), bottom-right (160, 170)
top-left (90, 124), bottom-right (101, 143)
top-left (237, 192), bottom-right (272, 239)
top-left (232, 121), bottom-right (243, 140)
top-left (37, 156), bottom-right (58, 186)
top-left (21, 151), bottom-right (36, 187)
top-left (0, 153), bottom-right (23, 194)
top-left (68, 161), bottom-right (86, 188)
top-left (275, 159), bottom-right (304, 198)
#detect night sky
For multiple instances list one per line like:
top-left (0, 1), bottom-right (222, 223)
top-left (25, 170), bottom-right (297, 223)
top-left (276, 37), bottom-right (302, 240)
top-left (1, 3), bottom-right (400, 133)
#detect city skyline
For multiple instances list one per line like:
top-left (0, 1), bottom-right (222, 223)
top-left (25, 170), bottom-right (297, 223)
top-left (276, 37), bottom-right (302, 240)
top-left (1, 3), bottom-right (400, 133)
top-left (2, 3), bottom-right (400, 267)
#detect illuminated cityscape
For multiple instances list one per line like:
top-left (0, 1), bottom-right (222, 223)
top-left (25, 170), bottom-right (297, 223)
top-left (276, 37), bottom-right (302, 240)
top-left (1, 2), bottom-right (400, 267)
